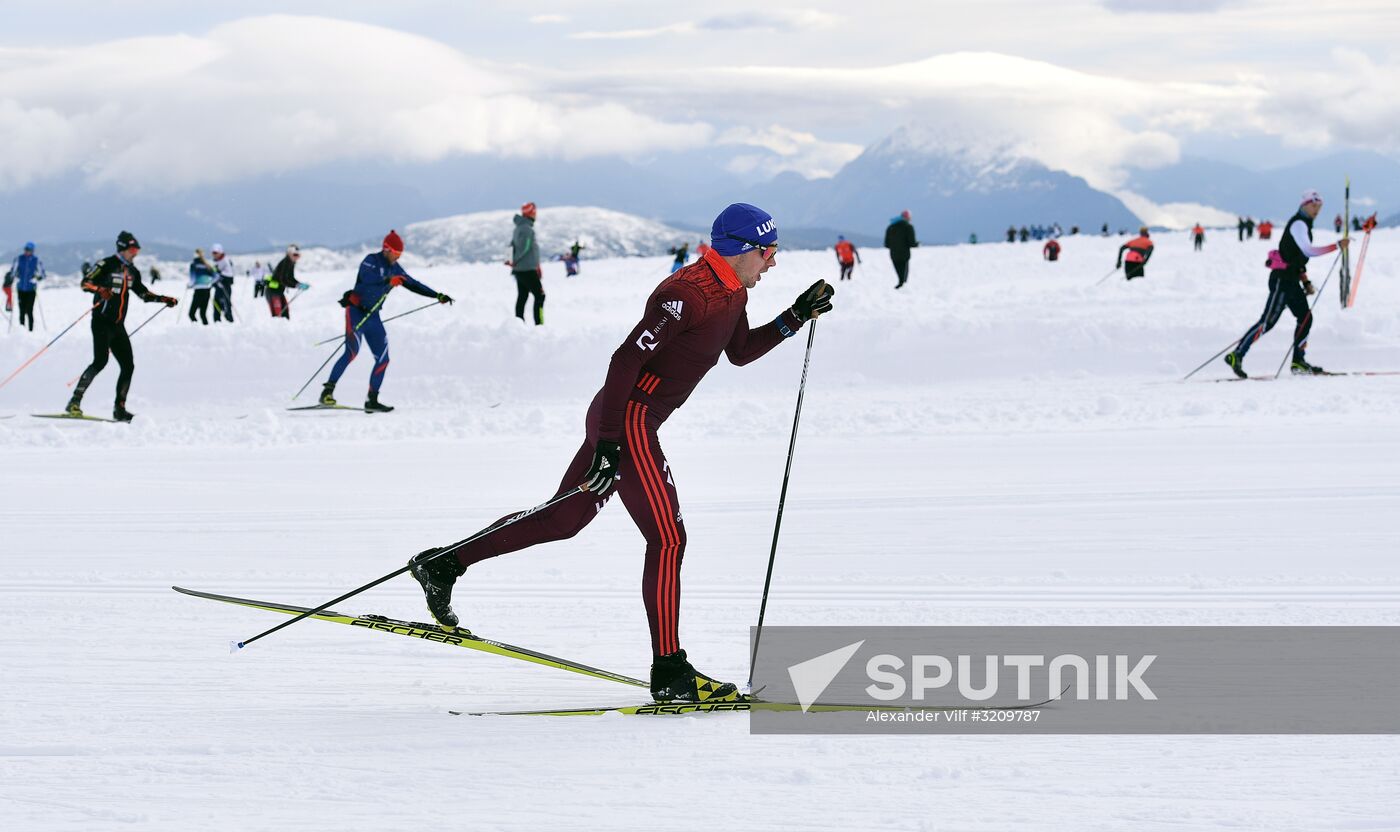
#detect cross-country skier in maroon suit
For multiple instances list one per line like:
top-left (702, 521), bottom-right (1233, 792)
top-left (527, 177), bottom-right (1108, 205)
top-left (409, 203), bottom-right (834, 703)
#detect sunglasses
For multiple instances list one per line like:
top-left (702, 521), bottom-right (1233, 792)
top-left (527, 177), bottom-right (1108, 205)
top-left (726, 234), bottom-right (778, 259)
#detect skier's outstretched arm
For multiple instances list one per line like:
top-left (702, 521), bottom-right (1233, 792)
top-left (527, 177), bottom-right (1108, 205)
top-left (725, 281), bottom-right (833, 367)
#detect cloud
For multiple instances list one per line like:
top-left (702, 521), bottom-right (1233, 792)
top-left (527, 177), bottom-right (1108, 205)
top-left (626, 52), bottom-right (1264, 190)
top-left (572, 9), bottom-right (839, 40)
top-left (1262, 48), bottom-right (1400, 154)
top-left (529, 14), bottom-right (569, 24)
top-left (717, 125), bottom-right (863, 179)
top-left (1102, 0), bottom-right (1235, 11)
top-left (571, 22), bottom-right (696, 40)
top-left (0, 15), bottom-right (712, 193)
top-left (1115, 191), bottom-right (1238, 229)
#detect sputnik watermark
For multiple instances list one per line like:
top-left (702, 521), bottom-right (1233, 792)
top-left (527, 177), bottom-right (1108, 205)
top-left (864, 653), bottom-right (1156, 703)
top-left (749, 626), bottom-right (1400, 734)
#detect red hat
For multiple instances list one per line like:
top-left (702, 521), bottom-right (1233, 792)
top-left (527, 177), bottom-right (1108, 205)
top-left (900, 209), bottom-right (911, 220)
top-left (382, 230), bottom-right (404, 253)
top-left (521, 202), bottom-right (537, 219)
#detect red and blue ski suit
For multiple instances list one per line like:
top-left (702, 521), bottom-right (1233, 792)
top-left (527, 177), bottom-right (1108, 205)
top-left (451, 247), bottom-right (806, 656)
top-left (328, 252), bottom-right (440, 393)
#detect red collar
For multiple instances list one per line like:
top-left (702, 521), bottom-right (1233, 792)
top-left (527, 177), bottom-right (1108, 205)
top-left (702, 246), bottom-right (743, 292)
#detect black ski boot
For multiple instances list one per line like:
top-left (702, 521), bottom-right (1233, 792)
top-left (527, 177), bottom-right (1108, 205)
top-left (650, 649), bottom-right (740, 703)
top-left (65, 397), bottom-right (83, 417)
top-left (364, 391), bottom-right (394, 413)
top-left (113, 402), bottom-right (134, 422)
top-left (408, 548), bottom-right (465, 629)
top-left (1291, 357), bottom-right (1326, 375)
top-left (319, 383), bottom-right (337, 406)
top-left (1224, 352), bottom-right (1247, 379)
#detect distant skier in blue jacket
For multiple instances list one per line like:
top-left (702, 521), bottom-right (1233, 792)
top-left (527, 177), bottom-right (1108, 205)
top-left (320, 230), bottom-right (454, 412)
top-left (7, 242), bottom-right (46, 331)
top-left (187, 249), bottom-right (217, 325)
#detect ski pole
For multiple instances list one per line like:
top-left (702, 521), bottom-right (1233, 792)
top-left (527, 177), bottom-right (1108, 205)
top-left (1181, 336), bottom-right (1243, 381)
top-left (233, 485), bottom-right (587, 650)
top-left (290, 295), bottom-right (388, 400)
top-left (64, 305), bottom-right (170, 387)
top-left (36, 291), bottom-right (47, 332)
top-left (1094, 266), bottom-right (1119, 286)
top-left (0, 303), bottom-right (97, 392)
top-left (1271, 252), bottom-right (1341, 380)
top-left (312, 300), bottom-right (439, 346)
top-left (748, 320), bottom-right (818, 688)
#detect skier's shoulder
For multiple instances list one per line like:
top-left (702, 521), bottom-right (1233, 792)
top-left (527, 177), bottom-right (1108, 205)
top-left (652, 262), bottom-right (719, 315)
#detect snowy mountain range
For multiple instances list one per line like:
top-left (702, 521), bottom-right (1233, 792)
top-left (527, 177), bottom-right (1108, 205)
top-left (1126, 150), bottom-right (1400, 223)
top-left (751, 126), bottom-right (1142, 243)
top-left (397, 207), bottom-right (696, 264)
top-left (5, 126), bottom-right (1396, 252)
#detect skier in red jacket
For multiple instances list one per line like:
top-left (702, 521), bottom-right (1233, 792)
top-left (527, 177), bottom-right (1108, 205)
top-left (409, 203), bottom-right (835, 704)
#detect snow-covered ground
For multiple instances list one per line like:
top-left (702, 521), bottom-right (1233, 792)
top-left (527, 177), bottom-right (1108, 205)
top-left (2, 230), bottom-right (1398, 830)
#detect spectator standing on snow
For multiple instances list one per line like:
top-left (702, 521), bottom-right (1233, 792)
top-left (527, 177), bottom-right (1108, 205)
top-left (253, 260), bottom-right (271, 298)
top-left (884, 210), bottom-right (918, 289)
top-left (1258, 220), bottom-right (1273, 240)
top-left (1042, 238), bottom-right (1061, 262)
top-left (1006, 226), bottom-right (1016, 243)
top-left (211, 244), bottom-right (236, 323)
top-left (1193, 223), bottom-right (1205, 251)
top-left (187, 249), bottom-right (217, 325)
top-left (507, 202), bottom-right (545, 325)
top-left (834, 235), bottom-right (860, 280)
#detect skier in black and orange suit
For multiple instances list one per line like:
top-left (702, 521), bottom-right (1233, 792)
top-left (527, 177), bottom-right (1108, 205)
top-left (1117, 227), bottom-right (1154, 280)
top-left (67, 231), bottom-right (178, 422)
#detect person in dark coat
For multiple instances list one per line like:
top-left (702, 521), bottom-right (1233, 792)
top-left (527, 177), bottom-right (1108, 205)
top-left (883, 210), bottom-right (918, 289)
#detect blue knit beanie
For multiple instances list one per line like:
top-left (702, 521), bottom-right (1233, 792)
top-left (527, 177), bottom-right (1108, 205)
top-left (710, 203), bottom-right (777, 256)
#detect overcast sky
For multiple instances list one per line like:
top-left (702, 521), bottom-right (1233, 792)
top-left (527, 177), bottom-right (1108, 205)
top-left (2, 0), bottom-right (1396, 198)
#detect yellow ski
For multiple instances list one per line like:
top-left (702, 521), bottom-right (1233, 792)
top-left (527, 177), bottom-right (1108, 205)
top-left (172, 586), bottom-right (647, 688)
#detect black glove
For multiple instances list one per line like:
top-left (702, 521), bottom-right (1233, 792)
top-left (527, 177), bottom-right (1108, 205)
top-left (583, 440), bottom-right (621, 495)
top-left (791, 280), bottom-right (834, 322)
top-left (338, 291), bottom-right (353, 308)
top-left (437, 293), bottom-right (454, 305)
top-left (160, 295), bottom-right (178, 307)
top-left (1302, 279), bottom-right (1316, 296)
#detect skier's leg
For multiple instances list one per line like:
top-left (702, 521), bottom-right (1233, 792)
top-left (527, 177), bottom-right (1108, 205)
top-left (71, 317), bottom-right (113, 404)
top-left (110, 327), bottom-right (135, 407)
top-left (363, 315), bottom-right (390, 394)
top-left (614, 401), bottom-right (686, 658)
top-left (1285, 281), bottom-right (1313, 362)
top-left (326, 308), bottom-right (362, 385)
top-left (1234, 275), bottom-right (1286, 360)
top-left (514, 273), bottom-right (529, 320)
top-left (530, 274), bottom-right (546, 325)
top-left (452, 441), bottom-right (606, 570)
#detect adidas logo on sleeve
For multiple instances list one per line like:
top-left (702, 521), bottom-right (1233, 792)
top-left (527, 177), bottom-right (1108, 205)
top-left (662, 300), bottom-right (684, 320)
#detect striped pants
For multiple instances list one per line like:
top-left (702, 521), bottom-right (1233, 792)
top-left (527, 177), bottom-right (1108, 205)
top-left (451, 400), bottom-right (686, 656)
top-left (1234, 271), bottom-right (1311, 361)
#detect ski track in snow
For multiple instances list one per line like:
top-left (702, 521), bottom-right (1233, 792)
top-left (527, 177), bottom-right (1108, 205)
top-left (2, 231), bottom-right (1399, 830)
